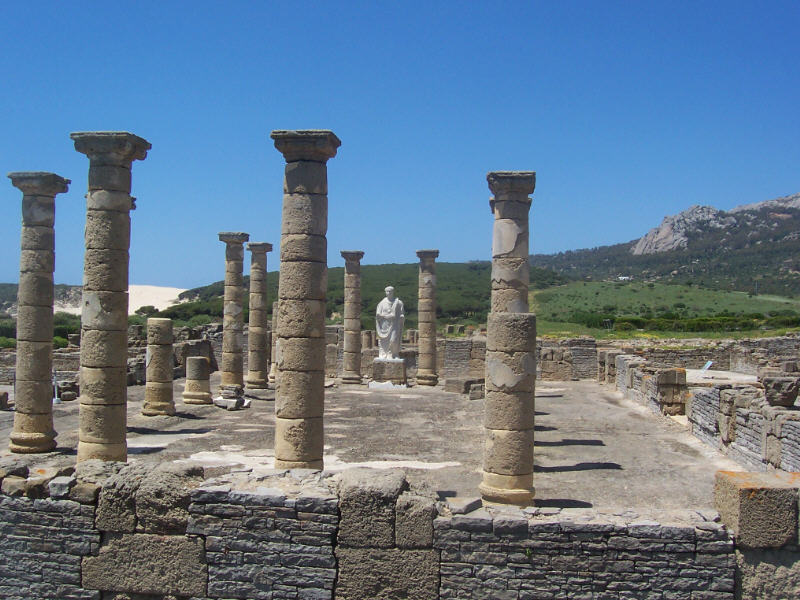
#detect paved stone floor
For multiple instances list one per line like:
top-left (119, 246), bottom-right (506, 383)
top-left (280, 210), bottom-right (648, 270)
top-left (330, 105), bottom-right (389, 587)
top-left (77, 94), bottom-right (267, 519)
top-left (0, 377), bottom-right (741, 510)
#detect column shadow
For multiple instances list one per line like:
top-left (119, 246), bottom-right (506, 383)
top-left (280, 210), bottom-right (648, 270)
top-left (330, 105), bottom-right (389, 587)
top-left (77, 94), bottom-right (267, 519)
top-left (534, 461), bottom-right (622, 473)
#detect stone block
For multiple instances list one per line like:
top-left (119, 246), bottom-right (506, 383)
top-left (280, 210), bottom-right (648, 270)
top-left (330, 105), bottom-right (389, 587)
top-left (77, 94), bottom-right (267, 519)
top-left (736, 548), bottom-right (800, 599)
top-left (334, 547), bottom-right (437, 600)
top-left (763, 377), bottom-right (800, 407)
top-left (372, 358), bottom-right (407, 385)
top-left (337, 467), bottom-right (407, 548)
top-left (395, 492), bottom-right (435, 549)
top-left (96, 463), bottom-right (155, 532)
top-left (134, 463), bottom-right (203, 534)
top-left (714, 471), bottom-right (799, 548)
top-left (81, 532), bottom-right (207, 596)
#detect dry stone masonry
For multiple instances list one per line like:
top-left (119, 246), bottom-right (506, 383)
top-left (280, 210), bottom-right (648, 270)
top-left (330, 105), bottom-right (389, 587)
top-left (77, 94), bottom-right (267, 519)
top-left (72, 131), bottom-right (151, 462)
top-left (269, 299), bottom-right (279, 384)
top-left (272, 129), bottom-right (340, 470)
top-left (341, 250), bottom-right (365, 384)
top-left (8, 171), bottom-right (70, 453)
top-left (183, 356), bottom-right (212, 404)
top-left (218, 231), bottom-right (249, 391)
top-left (142, 318), bottom-right (175, 416)
top-left (416, 249), bottom-right (440, 386)
top-left (480, 171), bottom-right (537, 506)
top-left (245, 241), bottom-right (273, 390)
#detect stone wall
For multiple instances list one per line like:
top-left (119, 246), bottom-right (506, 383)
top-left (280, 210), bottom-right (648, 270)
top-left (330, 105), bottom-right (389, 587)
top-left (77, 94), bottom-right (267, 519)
top-left (4, 460), bottom-right (781, 599)
top-left (538, 338), bottom-right (597, 381)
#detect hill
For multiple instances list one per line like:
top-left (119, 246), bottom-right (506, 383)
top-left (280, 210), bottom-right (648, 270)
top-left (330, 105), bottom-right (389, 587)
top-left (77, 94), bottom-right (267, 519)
top-left (532, 192), bottom-right (800, 297)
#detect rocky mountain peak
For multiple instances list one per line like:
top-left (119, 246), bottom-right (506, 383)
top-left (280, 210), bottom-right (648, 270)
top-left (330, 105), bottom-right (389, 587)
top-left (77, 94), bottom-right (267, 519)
top-left (630, 205), bottom-right (735, 255)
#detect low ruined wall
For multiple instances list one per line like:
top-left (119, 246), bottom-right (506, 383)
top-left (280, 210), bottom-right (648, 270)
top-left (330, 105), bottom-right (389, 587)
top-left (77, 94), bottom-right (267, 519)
top-left (538, 338), bottom-right (597, 381)
top-left (613, 355), bottom-right (689, 416)
top-left (0, 460), bottom-right (759, 599)
top-left (442, 337), bottom-right (485, 380)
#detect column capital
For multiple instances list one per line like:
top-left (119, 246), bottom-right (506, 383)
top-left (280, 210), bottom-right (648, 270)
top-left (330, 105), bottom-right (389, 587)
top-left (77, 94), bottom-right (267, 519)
top-left (8, 172), bottom-right (70, 196)
top-left (340, 250), bottom-right (365, 263)
top-left (416, 249), bottom-right (439, 260)
top-left (271, 130), bottom-right (341, 163)
top-left (219, 231), bottom-right (250, 244)
top-left (487, 171), bottom-right (536, 197)
top-left (70, 131), bottom-right (151, 164)
top-left (247, 242), bottom-right (273, 254)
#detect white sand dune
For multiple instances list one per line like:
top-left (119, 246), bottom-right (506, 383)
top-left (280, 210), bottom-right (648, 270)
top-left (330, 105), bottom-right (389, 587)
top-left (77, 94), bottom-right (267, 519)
top-left (53, 284), bottom-right (188, 316)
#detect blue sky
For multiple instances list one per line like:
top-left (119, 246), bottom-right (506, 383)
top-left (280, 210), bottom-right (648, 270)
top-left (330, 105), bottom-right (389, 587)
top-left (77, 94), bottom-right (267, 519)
top-left (1, 1), bottom-right (798, 288)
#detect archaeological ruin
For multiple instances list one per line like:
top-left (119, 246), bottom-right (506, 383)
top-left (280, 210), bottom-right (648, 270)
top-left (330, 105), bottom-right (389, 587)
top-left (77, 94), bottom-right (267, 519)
top-left (0, 129), bottom-right (799, 599)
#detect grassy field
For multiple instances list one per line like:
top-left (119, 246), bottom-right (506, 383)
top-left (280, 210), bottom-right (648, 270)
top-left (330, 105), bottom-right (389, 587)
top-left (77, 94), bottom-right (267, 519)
top-left (532, 281), bottom-right (800, 321)
top-left (535, 319), bottom-right (800, 340)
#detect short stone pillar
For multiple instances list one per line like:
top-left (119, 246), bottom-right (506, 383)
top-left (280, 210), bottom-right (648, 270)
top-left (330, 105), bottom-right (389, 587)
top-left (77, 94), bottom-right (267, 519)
top-left (72, 131), bottom-right (151, 462)
top-left (268, 300), bottom-right (278, 384)
top-left (142, 318), bottom-right (175, 415)
top-left (183, 356), bottom-right (212, 404)
top-left (245, 242), bottom-right (273, 389)
top-left (271, 129), bottom-right (340, 470)
top-left (416, 249), bottom-right (439, 386)
top-left (8, 172), bottom-right (70, 453)
top-left (480, 171), bottom-right (537, 505)
top-left (340, 250), bottom-right (365, 384)
top-left (361, 330), bottom-right (372, 350)
top-left (218, 232), bottom-right (250, 390)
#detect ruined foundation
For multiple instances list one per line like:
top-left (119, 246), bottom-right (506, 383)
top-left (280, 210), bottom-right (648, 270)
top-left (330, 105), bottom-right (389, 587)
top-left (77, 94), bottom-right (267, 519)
top-left (245, 242), bottom-right (272, 390)
top-left (218, 231), bottom-right (249, 391)
top-left (340, 250), bottom-right (364, 384)
top-left (272, 129), bottom-right (340, 470)
top-left (142, 318), bottom-right (175, 416)
top-left (416, 249), bottom-right (439, 386)
top-left (8, 172), bottom-right (70, 453)
top-left (479, 171), bottom-right (537, 505)
top-left (73, 131), bottom-right (150, 462)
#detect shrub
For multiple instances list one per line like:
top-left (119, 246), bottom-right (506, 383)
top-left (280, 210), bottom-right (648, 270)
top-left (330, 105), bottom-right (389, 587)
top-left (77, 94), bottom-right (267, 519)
top-left (53, 336), bottom-right (68, 349)
top-left (0, 337), bottom-right (16, 348)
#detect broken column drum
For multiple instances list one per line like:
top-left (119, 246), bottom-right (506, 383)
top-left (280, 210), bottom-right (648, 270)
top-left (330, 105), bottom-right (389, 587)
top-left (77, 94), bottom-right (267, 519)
top-left (245, 242), bottom-right (273, 389)
top-left (480, 171), bottom-right (537, 505)
top-left (218, 231), bottom-right (250, 390)
top-left (142, 318), bottom-right (175, 416)
top-left (183, 356), bottom-right (212, 404)
top-left (340, 250), bottom-right (365, 384)
top-left (416, 249), bottom-right (439, 386)
top-left (8, 172), bottom-right (70, 453)
top-left (72, 131), bottom-right (150, 462)
top-left (272, 129), bottom-right (340, 470)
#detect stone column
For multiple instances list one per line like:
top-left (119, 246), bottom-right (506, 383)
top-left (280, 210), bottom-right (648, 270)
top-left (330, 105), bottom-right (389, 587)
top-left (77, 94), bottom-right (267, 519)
top-left (245, 242), bottom-right (273, 389)
top-left (268, 300), bottom-right (278, 384)
top-left (340, 250), bottom-right (364, 384)
top-left (142, 318), bottom-right (175, 416)
top-left (72, 131), bottom-right (150, 462)
top-left (8, 172), bottom-right (70, 453)
top-left (271, 129), bottom-right (340, 470)
top-left (480, 171), bottom-right (537, 505)
top-left (218, 232), bottom-right (250, 390)
top-left (184, 356), bottom-right (212, 404)
top-left (416, 249), bottom-right (439, 386)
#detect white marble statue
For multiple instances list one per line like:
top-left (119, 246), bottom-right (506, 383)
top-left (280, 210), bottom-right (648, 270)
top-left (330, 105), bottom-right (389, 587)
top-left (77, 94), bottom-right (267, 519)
top-left (375, 286), bottom-right (405, 360)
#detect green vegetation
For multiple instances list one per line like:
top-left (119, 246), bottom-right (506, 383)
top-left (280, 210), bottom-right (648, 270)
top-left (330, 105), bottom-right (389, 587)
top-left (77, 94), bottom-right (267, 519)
top-left (533, 281), bottom-right (800, 336)
top-left (54, 312), bottom-right (81, 338)
top-left (0, 337), bottom-right (15, 348)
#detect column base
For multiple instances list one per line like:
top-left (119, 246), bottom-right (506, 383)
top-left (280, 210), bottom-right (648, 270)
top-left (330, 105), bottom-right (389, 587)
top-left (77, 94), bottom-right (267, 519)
top-left (77, 440), bottom-right (127, 463)
top-left (416, 373), bottom-right (438, 386)
top-left (9, 431), bottom-right (57, 454)
top-left (274, 458), bottom-right (323, 470)
top-left (246, 375), bottom-right (269, 389)
top-left (479, 471), bottom-right (535, 506)
top-left (183, 391), bottom-right (213, 405)
top-left (341, 373), bottom-right (362, 384)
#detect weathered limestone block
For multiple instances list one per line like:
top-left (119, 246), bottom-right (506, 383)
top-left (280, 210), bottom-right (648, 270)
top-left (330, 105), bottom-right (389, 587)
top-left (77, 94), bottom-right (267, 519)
top-left (337, 467), bottom-right (407, 548)
top-left (245, 241), bottom-right (272, 390)
top-left (81, 533), bottom-right (207, 597)
top-left (142, 318), bottom-right (175, 416)
top-left (763, 376), bottom-right (800, 407)
top-left (272, 129), bottom-right (340, 470)
top-left (341, 250), bottom-right (364, 384)
top-left (714, 470), bottom-right (799, 548)
top-left (73, 131), bottom-right (150, 463)
top-left (395, 492), bottom-right (436, 549)
top-left (736, 548), bottom-right (800, 599)
top-left (183, 356), bottom-right (212, 404)
top-left (134, 463), bottom-right (204, 533)
top-left (8, 172), bottom-right (70, 453)
top-left (96, 463), bottom-right (155, 532)
top-left (372, 358), bottom-right (407, 385)
top-left (334, 547), bottom-right (438, 600)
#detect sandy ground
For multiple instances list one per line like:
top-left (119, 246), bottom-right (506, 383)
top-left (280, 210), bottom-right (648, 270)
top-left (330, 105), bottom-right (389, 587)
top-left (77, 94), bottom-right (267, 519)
top-left (0, 378), bottom-right (742, 510)
top-left (54, 284), bottom-right (187, 315)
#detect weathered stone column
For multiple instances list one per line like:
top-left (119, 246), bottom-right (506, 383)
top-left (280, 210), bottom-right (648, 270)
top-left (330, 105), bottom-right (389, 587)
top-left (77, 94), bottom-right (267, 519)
top-left (8, 172), bottom-right (70, 453)
top-left (183, 356), bottom-right (212, 404)
top-left (340, 251), bottom-right (364, 384)
top-left (480, 171), bottom-right (537, 505)
top-left (268, 300), bottom-right (278, 384)
top-left (416, 249), bottom-right (439, 386)
top-left (72, 131), bottom-right (150, 462)
top-left (271, 129), bottom-right (340, 470)
top-left (218, 232), bottom-right (249, 390)
top-left (142, 318), bottom-right (175, 416)
top-left (245, 242), bottom-right (273, 389)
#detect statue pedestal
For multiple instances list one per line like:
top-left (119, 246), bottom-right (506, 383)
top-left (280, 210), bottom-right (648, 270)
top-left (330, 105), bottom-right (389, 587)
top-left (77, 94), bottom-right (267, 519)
top-left (372, 357), bottom-right (407, 386)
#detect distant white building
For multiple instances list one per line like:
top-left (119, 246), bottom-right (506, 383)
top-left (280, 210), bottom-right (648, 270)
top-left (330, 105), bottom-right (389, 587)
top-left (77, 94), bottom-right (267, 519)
top-left (617, 276), bottom-right (632, 281)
